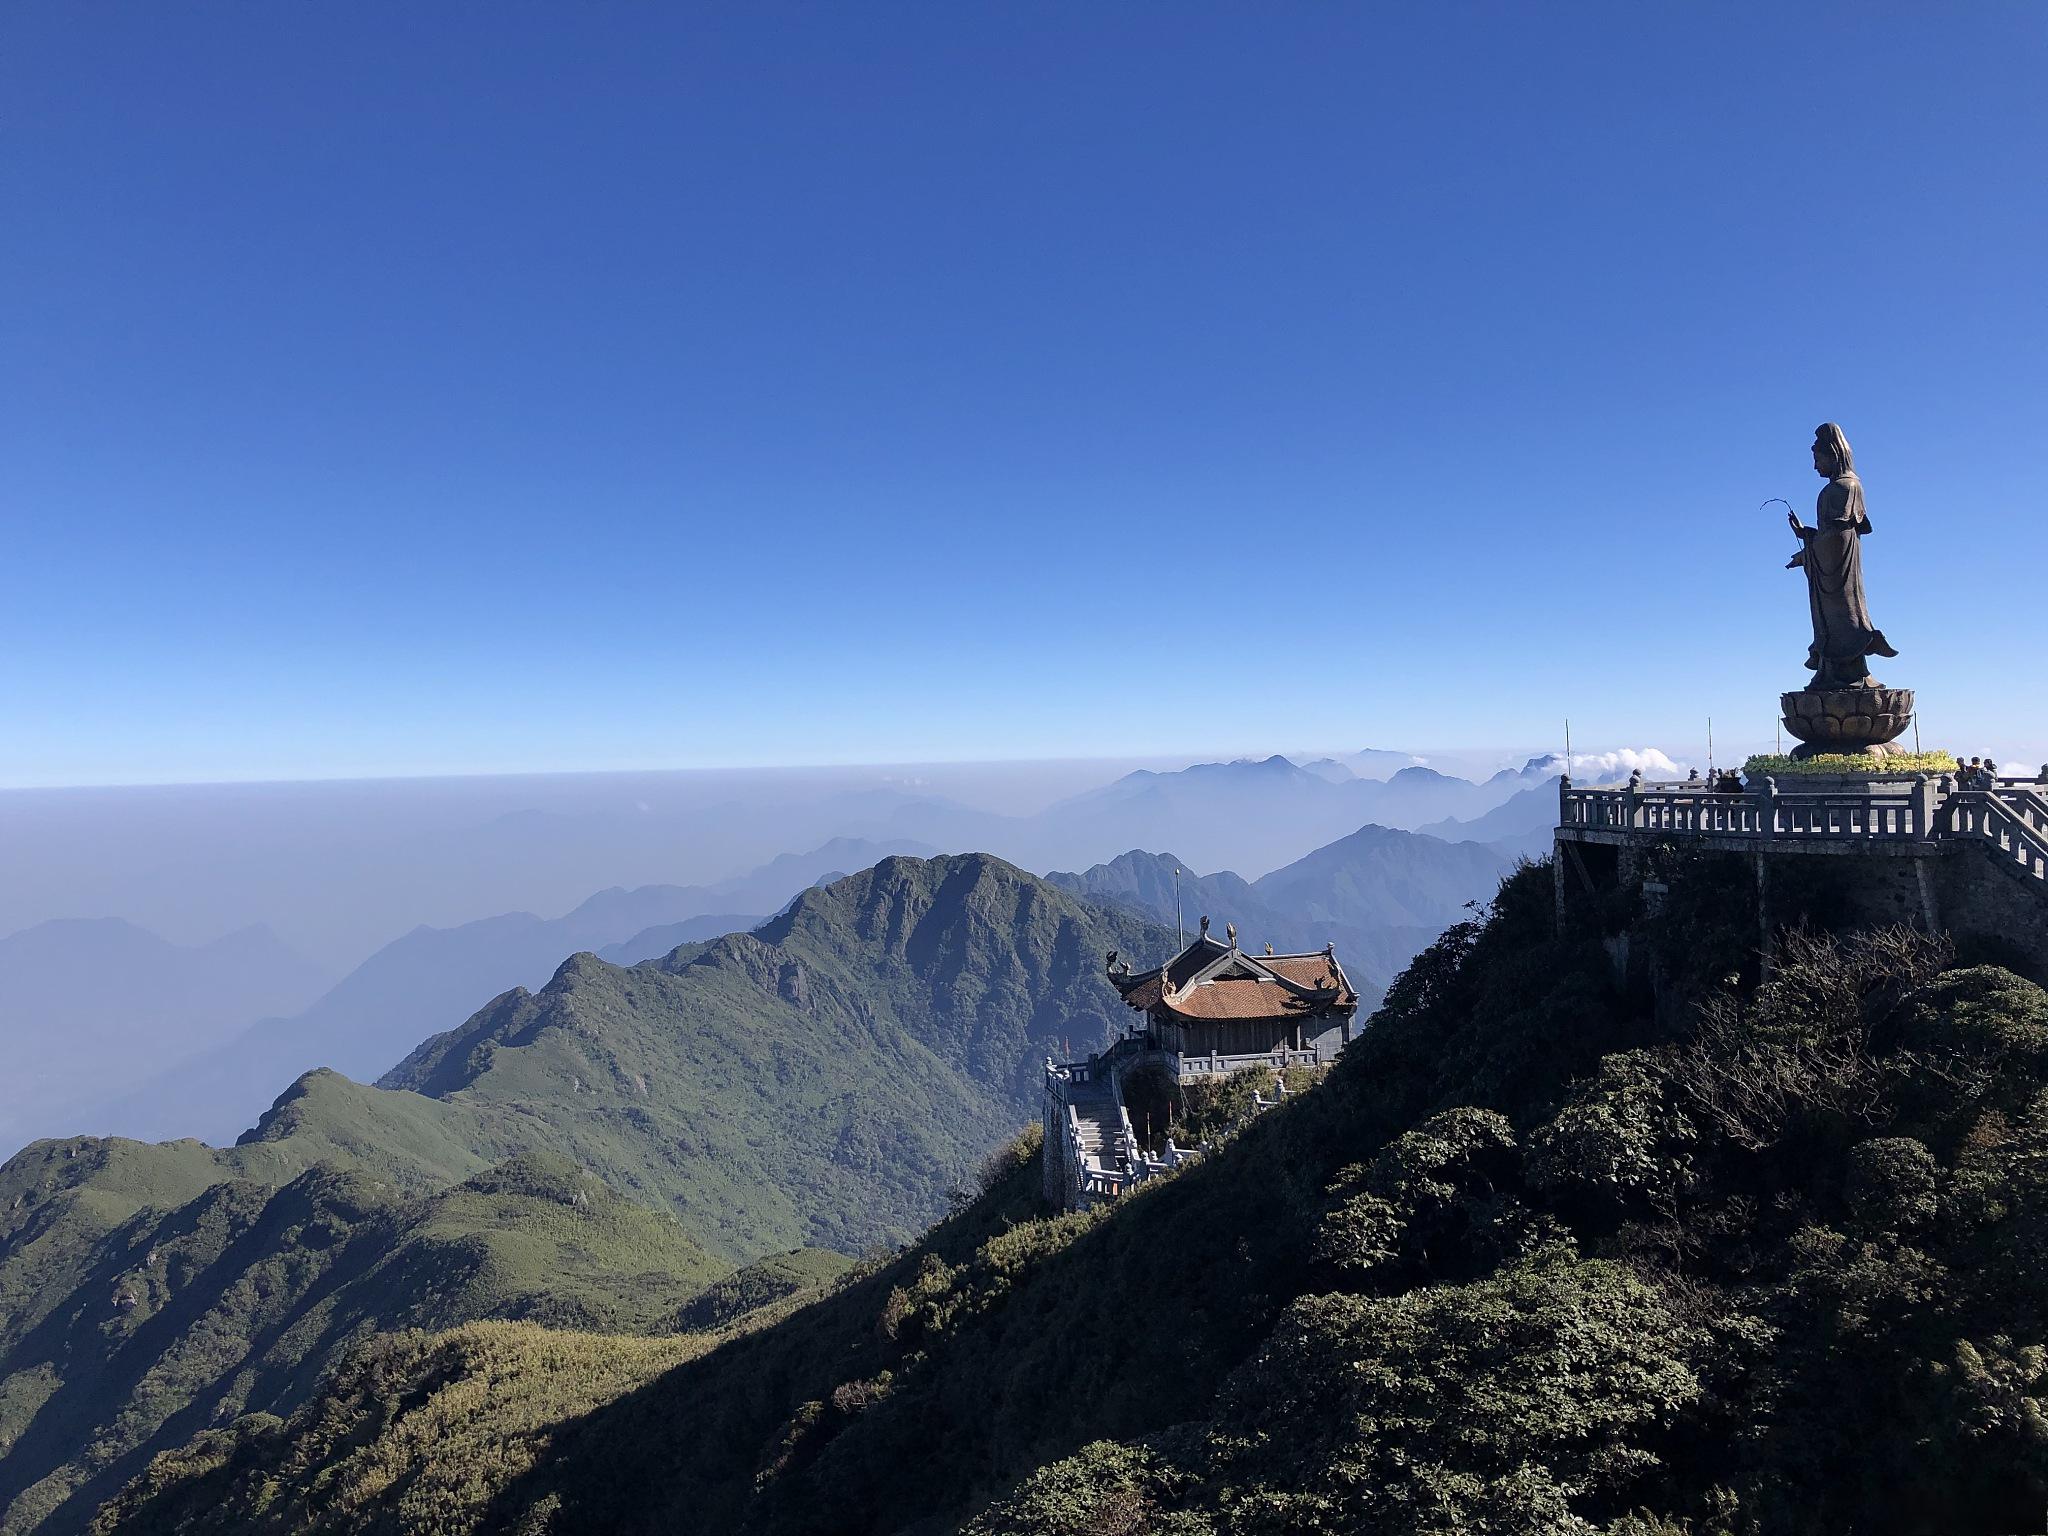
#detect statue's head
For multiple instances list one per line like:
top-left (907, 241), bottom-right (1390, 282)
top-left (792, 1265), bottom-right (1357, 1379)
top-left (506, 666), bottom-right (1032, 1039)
top-left (1812, 422), bottom-right (1855, 479)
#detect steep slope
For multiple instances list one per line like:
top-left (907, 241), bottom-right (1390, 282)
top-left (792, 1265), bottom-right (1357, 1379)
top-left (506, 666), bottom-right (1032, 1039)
top-left (0, 1150), bottom-right (724, 1536)
top-left (379, 854), bottom-right (1168, 1254)
top-left (0, 855), bottom-right (1167, 1535)
top-left (110, 858), bottom-right (2048, 1535)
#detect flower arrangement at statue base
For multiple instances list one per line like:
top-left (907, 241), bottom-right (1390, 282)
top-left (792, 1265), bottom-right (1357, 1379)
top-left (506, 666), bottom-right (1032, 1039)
top-left (1742, 751), bottom-right (1958, 779)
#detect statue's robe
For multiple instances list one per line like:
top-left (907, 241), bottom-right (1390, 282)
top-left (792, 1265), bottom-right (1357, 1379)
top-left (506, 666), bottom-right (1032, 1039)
top-left (1801, 471), bottom-right (1895, 687)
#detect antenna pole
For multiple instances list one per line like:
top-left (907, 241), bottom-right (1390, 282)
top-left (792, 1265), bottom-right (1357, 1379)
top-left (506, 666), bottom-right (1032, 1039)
top-left (1174, 867), bottom-right (1183, 947)
top-left (1564, 718), bottom-right (1571, 776)
top-left (1708, 716), bottom-right (1714, 777)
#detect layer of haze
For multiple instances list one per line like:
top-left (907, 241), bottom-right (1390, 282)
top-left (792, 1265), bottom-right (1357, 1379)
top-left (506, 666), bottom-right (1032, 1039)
top-left (4, 6), bottom-right (2044, 787)
top-left (0, 743), bottom-right (1597, 1155)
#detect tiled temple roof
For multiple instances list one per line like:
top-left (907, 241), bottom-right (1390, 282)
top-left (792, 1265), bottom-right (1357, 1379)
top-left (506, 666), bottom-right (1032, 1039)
top-left (1108, 931), bottom-right (1357, 1023)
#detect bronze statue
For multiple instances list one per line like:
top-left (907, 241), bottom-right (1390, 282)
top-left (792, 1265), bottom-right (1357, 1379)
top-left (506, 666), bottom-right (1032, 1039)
top-left (1786, 423), bottom-right (1897, 689)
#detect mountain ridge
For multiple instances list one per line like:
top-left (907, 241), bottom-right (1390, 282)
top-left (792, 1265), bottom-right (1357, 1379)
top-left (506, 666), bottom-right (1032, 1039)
top-left (47, 838), bottom-right (935, 1153)
top-left (0, 853), bottom-right (1170, 1536)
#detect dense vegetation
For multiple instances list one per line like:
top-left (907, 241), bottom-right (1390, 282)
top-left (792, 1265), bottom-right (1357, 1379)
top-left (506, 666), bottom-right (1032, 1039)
top-left (0, 855), bottom-right (1168, 1536)
top-left (91, 853), bottom-right (2048, 1534)
top-left (0, 1152), bottom-right (725, 1535)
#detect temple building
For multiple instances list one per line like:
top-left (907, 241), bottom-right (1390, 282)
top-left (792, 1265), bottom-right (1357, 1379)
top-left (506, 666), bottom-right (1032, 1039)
top-left (1106, 916), bottom-right (1359, 1066)
top-left (1042, 915), bottom-right (1359, 1210)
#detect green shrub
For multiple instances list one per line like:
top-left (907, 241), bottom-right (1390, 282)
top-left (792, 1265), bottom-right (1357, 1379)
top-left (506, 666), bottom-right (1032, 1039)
top-left (1316, 1107), bottom-right (1550, 1283)
top-left (1529, 1051), bottom-right (1696, 1215)
top-left (1208, 1249), bottom-right (1703, 1535)
top-left (964, 1440), bottom-right (1209, 1536)
top-left (1846, 1137), bottom-right (1939, 1234)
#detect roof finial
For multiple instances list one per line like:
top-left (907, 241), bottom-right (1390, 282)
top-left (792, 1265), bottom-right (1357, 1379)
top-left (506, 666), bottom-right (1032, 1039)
top-left (1199, 914), bottom-right (1210, 937)
top-left (1264, 942), bottom-right (1274, 956)
top-left (1226, 922), bottom-right (1238, 948)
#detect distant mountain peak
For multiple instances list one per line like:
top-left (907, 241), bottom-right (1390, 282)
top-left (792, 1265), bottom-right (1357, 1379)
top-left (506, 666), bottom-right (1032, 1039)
top-left (1388, 764), bottom-right (1460, 785)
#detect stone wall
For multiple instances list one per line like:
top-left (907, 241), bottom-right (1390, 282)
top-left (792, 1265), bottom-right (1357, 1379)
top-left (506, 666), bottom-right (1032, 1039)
top-left (1558, 834), bottom-right (2048, 988)
top-left (1040, 1076), bottom-right (1068, 1205)
top-left (1935, 846), bottom-right (2048, 984)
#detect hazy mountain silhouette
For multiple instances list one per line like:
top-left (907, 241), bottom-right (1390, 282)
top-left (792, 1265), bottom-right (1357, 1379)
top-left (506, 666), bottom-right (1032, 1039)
top-left (0, 919), bottom-right (329, 1151)
top-left (1419, 774), bottom-right (1565, 858)
top-left (903, 756), bottom-right (1539, 878)
top-left (1048, 820), bottom-right (1520, 1006)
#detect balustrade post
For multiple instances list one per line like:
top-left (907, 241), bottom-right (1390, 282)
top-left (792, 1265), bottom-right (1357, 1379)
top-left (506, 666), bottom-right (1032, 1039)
top-left (1911, 774), bottom-right (1936, 840)
top-left (1756, 774), bottom-right (1778, 836)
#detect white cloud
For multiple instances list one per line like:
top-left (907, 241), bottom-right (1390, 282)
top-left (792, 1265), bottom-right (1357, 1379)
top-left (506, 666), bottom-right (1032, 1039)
top-left (1529, 747), bottom-right (1688, 780)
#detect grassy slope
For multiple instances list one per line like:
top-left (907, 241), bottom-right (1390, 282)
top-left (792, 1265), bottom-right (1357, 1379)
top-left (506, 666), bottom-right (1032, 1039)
top-left (1, 854), bottom-right (1168, 1536)
top-left (0, 1153), bottom-right (724, 1536)
top-left (94, 857), bottom-right (2048, 1536)
top-left (374, 854), bottom-right (1170, 1257)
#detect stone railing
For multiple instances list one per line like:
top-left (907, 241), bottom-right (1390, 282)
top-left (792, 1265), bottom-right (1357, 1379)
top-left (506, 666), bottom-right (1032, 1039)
top-left (1558, 774), bottom-right (2048, 887)
top-left (1945, 788), bottom-right (2048, 884)
top-left (1177, 1047), bottom-right (1323, 1079)
top-left (1560, 775), bottom-right (1939, 841)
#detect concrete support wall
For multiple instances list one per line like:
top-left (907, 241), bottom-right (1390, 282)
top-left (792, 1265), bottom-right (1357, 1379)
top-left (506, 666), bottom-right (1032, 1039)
top-left (1935, 849), bottom-right (2048, 984)
top-left (1555, 827), bottom-right (2048, 989)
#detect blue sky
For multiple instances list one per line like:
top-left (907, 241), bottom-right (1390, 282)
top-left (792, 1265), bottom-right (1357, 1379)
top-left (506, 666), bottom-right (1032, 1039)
top-left (3, 4), bottom-right (2043, 786)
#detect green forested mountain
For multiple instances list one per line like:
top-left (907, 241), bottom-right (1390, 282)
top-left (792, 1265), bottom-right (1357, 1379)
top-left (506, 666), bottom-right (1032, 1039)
top-left (0, 1150), bottom-right (725, 1535)
top-left (93, 855), bottom-right (2048, 1535)
top-left (0, 855), bottom-right (1168, 1536)
top-left (374, 851), bottom-right (1170, 1255)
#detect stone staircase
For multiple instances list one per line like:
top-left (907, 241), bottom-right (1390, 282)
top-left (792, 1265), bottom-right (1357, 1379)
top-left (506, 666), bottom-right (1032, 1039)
top-left (1042, 1032), bottom-right (1209, 1210)
top-left (1064, 1075), bottom-right (1125, 1188)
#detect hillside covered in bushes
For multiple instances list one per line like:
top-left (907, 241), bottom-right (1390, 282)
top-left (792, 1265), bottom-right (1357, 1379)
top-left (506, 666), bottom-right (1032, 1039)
top-left (0, 855), bottom-right (1166, 1536)
top-left (95, 855), bottom-right (2048, 1534)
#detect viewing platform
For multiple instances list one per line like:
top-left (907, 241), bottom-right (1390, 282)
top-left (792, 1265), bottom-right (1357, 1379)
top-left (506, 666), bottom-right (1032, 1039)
top-left (1554, 769), bottom-right (2048, 979)
top-left (1556, 771), bottom-right (2048, 880)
